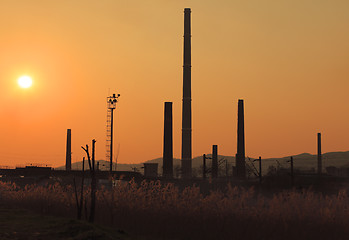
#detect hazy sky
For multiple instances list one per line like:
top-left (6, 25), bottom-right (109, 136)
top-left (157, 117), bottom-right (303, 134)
top-left (1, 0), bottom-right (349, 167)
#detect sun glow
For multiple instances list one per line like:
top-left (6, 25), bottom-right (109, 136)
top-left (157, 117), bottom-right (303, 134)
top-left (18, 76), bottom-right (33, 88)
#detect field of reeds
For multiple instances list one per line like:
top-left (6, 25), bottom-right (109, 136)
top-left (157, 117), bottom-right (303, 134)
top-left (1, 180), bottom-right (349, 240)
top-left (0, 207), bottom-right (126, 240)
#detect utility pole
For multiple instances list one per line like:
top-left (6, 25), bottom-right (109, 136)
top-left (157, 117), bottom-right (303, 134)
top-left (253, 156), bottom-right (262, 183)
top-left (212, 145), bottom-right (218, 178)
top-left (254, 156), bottom-right (262, 183)
top-left (203, 154), bottom-right (213, 180)
top-left (203, 154), bottom-right (206, 180)
top-left (289, 156), bottom-right (294, 186)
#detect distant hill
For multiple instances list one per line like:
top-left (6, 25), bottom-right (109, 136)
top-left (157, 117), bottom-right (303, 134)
top-left (55, 151), bottom-right (349, 176)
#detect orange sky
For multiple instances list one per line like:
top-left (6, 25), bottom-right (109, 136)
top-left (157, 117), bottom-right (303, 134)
top-left (0, 0), bottom-right (349, 167)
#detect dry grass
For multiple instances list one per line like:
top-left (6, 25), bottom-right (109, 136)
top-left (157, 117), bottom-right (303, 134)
top-left (0, 207), bottom-right (130, 240)
top-left (1, 180), bottom-right (349, 240)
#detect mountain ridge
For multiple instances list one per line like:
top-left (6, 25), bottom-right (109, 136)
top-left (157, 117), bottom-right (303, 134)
top-left (56, 151), bottom-right (349, 173)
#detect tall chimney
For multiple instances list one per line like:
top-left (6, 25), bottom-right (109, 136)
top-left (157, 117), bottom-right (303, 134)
top-left (66, 129), bottom-right (71, 171)
top-left (163, 102), bottom-right (173, 178)
top-left (236, 99), bottom-right (246, 178)
top-left (212, 145), bottom-right (218, 178)
top-left (181, 8), bottom-right (192, 178)
top-left (317, 133), bottom-right (322, 175)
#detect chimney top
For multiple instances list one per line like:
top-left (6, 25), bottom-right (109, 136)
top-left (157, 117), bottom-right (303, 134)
top-left (184, 8), bottom-right (191, 12)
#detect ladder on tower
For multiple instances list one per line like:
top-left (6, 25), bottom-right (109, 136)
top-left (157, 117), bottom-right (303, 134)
top-left (106, 108), bottom-right (112, 163)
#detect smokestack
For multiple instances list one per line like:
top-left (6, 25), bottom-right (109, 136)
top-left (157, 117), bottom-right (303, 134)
top-left (236, 99), bottom-right (246, 178)
top-left (181, 8), bottom-right (192, 178)
top-left (163, 102), bottom-right (173, 178)
top-left (212, 145), bottom-right (218, 178)
top-left (66, 129), bottom-right (71, 171)
top-left (317, 133), bottom-right (322, 175)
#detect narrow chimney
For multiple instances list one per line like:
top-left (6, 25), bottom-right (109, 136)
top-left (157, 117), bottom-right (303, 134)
top-left (181, 8), bottom-right (192, 178)
top-left (66, 129), bottom-right (71, 171)
top-left (163, 102), bottom-right (173, 178)
top-left (212, 145), bottom-right (218, 178)
top-left (236, 99), bottom-right (246, 178)
top-left (317, 133), bottom-right (322, 175)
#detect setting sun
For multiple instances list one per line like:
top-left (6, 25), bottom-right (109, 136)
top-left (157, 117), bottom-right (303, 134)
top-left (17, 76), bottom-right (33, 88)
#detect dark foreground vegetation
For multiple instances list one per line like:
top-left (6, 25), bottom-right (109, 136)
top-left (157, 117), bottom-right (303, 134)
top-left (1, 180), bottom-right (349, 240)
top-left (0, 207), bottom-right (130, 240)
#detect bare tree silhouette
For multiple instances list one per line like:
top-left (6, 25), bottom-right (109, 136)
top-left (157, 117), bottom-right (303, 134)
top-left (73, 157), bottom-right (85, 220)
top-left (81, 139), bottom-right (97, 223)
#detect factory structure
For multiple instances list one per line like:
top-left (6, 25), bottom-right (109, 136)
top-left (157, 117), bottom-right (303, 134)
top-left (160, 8), bottom-right (246, 180)
top-left (2, 8), bottom-right (341, 187)
top-left (157, 8), bottom-right (328, 181)
top-left (58, 8), bottom-right (248, 181)
top-left (61, 8), bottom-right (327, 182)
top-left (181, 8), bottom-right (193, 179)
